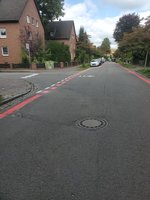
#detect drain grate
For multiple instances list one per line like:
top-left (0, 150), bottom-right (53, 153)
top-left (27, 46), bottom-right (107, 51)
top-left (76, 118), bottom-right (108, 130)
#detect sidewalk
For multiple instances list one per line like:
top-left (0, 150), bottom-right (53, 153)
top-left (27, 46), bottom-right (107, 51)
top-left (0, 78), bottom-right (32, 105)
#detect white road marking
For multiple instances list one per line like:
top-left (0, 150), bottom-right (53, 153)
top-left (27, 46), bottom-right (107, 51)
top-left (36, 90), bottom-right (43, 94)
top-left (44, 87), bottom-right (50, 90)
top-left (79, 75), bottom-right (95, 78)
top-left (51, 84), bottom-right (56, 87)
top-left (21, 73), bottom-right (39, 79)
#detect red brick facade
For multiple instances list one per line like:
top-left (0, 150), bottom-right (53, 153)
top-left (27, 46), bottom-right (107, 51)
top-left (0, 0), bottom-right (45, 64)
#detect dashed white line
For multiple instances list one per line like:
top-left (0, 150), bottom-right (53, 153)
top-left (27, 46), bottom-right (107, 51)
top-left (51, 84), bottom-right (56, 87)
top-left (21, 73), bottom-right (39, 79)
top-left (36, 90), bottom-right (43, 94)
top-left (44, 87), bottom-right (50, 90)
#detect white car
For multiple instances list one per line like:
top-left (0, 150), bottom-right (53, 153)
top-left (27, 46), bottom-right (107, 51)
top-left (90, 59), bottom-right (101, 67)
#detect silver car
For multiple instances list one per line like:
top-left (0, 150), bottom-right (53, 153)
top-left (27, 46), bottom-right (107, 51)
top-left (90, 59), bottom-right (101, 67)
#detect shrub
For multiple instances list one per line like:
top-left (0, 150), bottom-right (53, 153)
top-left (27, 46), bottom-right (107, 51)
top-left (21, 48), bottom-right (29, 64)
top-left (46, 41), bottom-right (71, 62)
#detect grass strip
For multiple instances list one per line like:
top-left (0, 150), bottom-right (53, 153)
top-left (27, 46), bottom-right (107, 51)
top-left (137, 69), bottom-right (150, 78)
top-left (0, 95), bottom-right (3, 104)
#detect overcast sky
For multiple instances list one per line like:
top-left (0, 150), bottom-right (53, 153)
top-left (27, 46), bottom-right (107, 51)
top-left (61, 0), bottom-right (150, 48)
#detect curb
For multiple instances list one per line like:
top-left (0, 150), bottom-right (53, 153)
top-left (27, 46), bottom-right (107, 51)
top-left (118, 64), bottom-right (150, 85)
top-left (0, 81), bottom-right (34, 106)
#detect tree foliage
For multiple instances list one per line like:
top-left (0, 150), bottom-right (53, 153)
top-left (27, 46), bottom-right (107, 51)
top-left (116, 16), bottom-right (150, 66)
top-left (20, 26), bottom-right (43, 62)
top-left (76, 27), bottom-right (101, 63)
top-left (76, 27), bottom-right (91, 63)
top-left (99, 37), bottom-right (111, 55)
top-left (36, 0), bottom-right (64, 24)
top-left (113, 13), bottom-right (140, 42)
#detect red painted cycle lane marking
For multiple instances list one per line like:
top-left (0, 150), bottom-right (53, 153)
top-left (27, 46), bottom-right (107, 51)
top-left (0, 94), bottom-right (42, 119)
top-left (119, 65), bottom-right (150, 85)
top-left (0, 68), bottom-right (92, 119)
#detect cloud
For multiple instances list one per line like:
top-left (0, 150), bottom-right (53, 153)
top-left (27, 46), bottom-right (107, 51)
top-left (62, 0), bottom-right (150, 49)
top-left (103, 0), bottom-right (150, 10)
top-left (62, 1), bottom-right (118, 48)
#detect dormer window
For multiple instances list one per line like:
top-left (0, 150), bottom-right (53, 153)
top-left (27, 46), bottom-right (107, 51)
top-left (0, 28), bottom-right (7, 38)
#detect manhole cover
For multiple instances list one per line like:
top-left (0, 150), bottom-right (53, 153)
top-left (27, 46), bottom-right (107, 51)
top-left (76, 118), bottom-right (108, 130)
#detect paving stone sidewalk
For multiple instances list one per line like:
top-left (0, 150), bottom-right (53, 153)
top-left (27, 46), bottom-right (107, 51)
top-left (0, 78), bottom-right (32, 104)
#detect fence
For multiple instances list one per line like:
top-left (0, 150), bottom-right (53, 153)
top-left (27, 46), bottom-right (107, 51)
top-left (0, 61), bottom-right (78, 69)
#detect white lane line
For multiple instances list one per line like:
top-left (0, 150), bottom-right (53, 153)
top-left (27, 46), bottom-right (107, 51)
top-left (44, 87), bottom-right (50, 90)
top-left (51, 84), bottom-right (56, 87)
top-left (21, 73), bottom-right (39, 79)
top-left (36, 90), bottom-right (43, 94)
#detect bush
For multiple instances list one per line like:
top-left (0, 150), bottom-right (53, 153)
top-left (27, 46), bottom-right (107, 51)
top-left (80, 63), bottom-right (90, 69)
top-left (33, 49), bottom-right (50, 63)
top-left (21, 48), bottom-right (29, 64)
top-left (46, 41), bottom-right (71, 62)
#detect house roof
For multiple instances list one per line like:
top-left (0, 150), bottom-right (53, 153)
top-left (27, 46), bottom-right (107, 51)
top-left (46, 20), bottom-right (76, 40)
top-left (0, 0), bottom-right (28, 22)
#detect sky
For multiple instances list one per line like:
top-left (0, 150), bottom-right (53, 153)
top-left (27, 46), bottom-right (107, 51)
top-left (61, 0), bottom-right (150, 48)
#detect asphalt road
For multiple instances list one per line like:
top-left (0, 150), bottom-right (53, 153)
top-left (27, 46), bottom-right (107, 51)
top-left (0, 62), bottom-right (149, 200)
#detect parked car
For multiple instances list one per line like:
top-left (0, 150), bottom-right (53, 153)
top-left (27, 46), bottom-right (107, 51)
top-left (101, 57), bottom-right (106, 63)
top-left (90, 59), bottom-right (101, 67)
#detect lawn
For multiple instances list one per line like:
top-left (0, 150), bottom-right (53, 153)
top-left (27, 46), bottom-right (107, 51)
top-left (137, 69), bottom-right (150, 78)
top-left (119, 62), bottom-right (136, 69)
top-left (0, 95), bottom-right (3, 104)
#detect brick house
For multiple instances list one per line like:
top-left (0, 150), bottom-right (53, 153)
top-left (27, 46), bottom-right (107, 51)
top-left (46, 20), bottom-right (77, 61)
top-left (0, 0), bottom-right (45, 64)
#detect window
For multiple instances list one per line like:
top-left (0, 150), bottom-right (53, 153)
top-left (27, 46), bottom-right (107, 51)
top-left (32, 17), bottom-right (35, 25)
top-left (36, 20), bottom-right (39, 27)
top-left (1, 46), bottom-right (9, 56)
top-left (26, 16), bottom-right (30, 24)
top-left (28, 31), bottom-right (32, 41)
top-left (0, 28), bottom-right (7, 38)
top-left (50, 32), bottom-right (55, 37)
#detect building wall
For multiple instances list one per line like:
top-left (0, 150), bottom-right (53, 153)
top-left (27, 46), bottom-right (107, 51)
top-left (19, 0), bottom-right (45, 51)
top-left (0, 0), bottom-right (45, 64)
top-left (0, 23), bottom-right (21, 64)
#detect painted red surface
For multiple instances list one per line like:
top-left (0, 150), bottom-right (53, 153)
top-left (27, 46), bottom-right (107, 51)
top-left (0, 67), bottom-right (92, 119)
top-left (0, 94), bottom-right (41, 119)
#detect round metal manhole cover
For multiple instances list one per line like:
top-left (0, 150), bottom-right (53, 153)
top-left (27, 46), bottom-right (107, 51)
top-left (76, 119), bottom-right (108, 130)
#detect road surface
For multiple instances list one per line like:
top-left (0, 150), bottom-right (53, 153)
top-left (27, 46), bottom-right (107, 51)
top-left (0, 62), bottom-right (149, 200)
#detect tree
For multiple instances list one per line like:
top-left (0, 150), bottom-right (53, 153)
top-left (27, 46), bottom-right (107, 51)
top-left (113, 13), bottom-right (140, 42)
top-left (76, 27), bottom-right (91, 63)
top-left (99, 38), bottom-right (111, 55)
top-left (118, 16), bottom-right (150, 66)
top-left (78, 26), bottom-right (85, 42)
top-left (20, 26), bottom-right (43, 62)
top-left (36, 0), bottom-right (64, 24)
